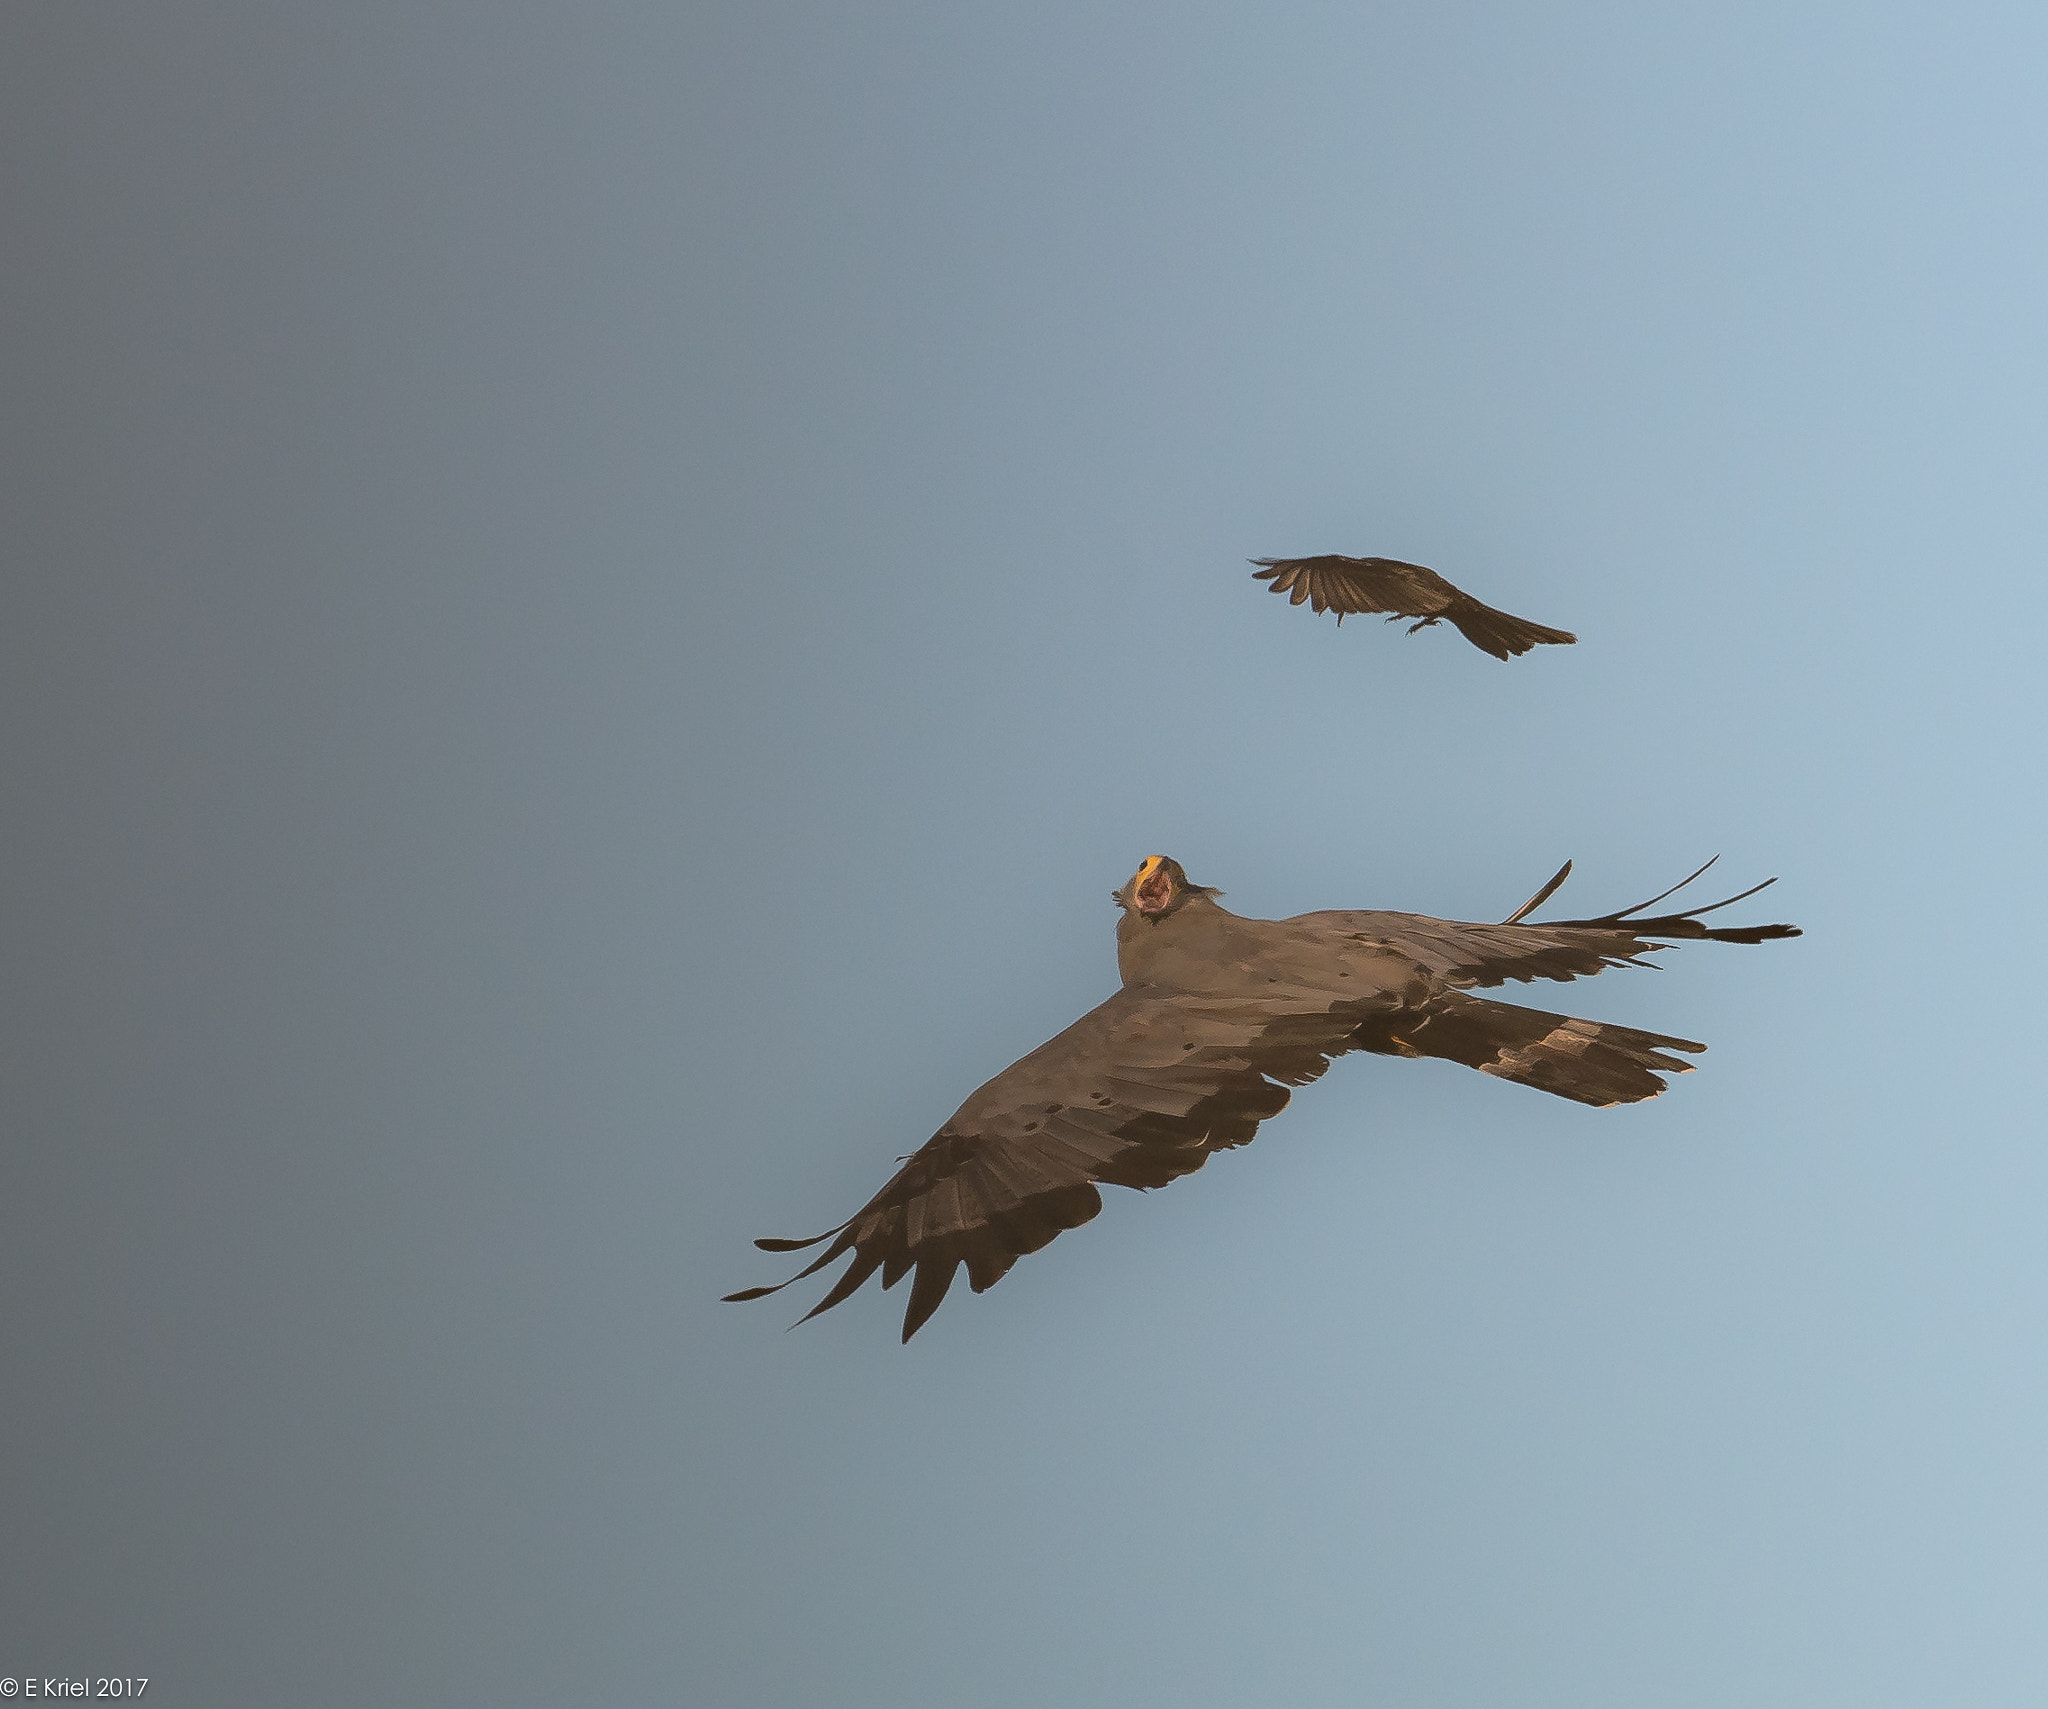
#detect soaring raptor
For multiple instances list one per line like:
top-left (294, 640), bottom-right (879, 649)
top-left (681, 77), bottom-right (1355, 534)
top-left (1251, 554), bottom-right (1577, 658)
top-left (727, 855), bottom-right (1796, 1341)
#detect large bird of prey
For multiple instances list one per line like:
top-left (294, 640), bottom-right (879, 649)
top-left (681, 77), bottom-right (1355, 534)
top-left (727, 854), bottom-right (1797, 1342)
top-left (1252, 554), bottom-right (1578, 658)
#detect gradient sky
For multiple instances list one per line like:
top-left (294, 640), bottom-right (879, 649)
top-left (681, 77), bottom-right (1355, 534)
top-left (6, 4), bottom-right (2047, 1705)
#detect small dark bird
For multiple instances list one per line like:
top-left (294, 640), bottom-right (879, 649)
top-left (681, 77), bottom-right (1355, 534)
top-left (1252, 554), bottom-right (1578, 658)
top-left (727, 854), bottom-right (1796, 1341)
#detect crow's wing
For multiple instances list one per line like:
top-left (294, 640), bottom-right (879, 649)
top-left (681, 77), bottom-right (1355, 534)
top-left (725, 985), bottom-right (1372, 1341)
top-left (1309, 859), bottom-right (1800, 992)
top-left (1250, 554), bottom-right (1577, 658)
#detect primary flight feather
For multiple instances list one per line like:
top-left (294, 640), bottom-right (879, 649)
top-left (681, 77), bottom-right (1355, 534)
top-left (727, 854), bottom-right (1797, 1342)
top-left (1252, 554), bottom-right (1578, 658)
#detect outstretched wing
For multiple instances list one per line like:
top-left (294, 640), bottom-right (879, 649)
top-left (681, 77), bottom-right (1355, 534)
top-left (725, 986), bottom-right (1369, 1341)
top-left (1314, 859), bottom-right (1801, 992)
top-left (1250, 555), bottom-right (1577, 659)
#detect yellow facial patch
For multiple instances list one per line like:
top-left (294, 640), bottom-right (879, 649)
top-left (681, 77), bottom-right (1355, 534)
top-left (1130, 856), bottom-right (1179, 912)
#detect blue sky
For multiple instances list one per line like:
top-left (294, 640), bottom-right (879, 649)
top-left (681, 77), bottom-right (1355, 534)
top-left (5, 4), bottom-right (2046, 1704)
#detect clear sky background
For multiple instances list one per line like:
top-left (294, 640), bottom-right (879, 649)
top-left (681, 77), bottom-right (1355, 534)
top-left (5, 4), bottom-right (2046, 1705)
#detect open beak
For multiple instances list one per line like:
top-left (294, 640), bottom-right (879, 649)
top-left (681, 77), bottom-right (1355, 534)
top-left (1131, 856), bottom-right (1177, 915)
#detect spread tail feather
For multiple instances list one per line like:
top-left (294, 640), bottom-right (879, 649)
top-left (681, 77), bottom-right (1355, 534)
top-left (1447, 598), bottom-right (1579, 660)
top-left (1362, 993), bottom-right (1703, 1106)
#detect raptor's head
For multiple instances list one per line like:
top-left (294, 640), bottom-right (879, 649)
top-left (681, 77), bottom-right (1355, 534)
top-left (1113, 855), bottom-right (1214, 918)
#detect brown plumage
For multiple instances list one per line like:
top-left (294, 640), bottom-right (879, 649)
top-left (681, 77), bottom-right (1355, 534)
top-left (1251, 554), bottom-right (1577, 658)
top-left (726, 855), bottom-right (1797, 1341)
